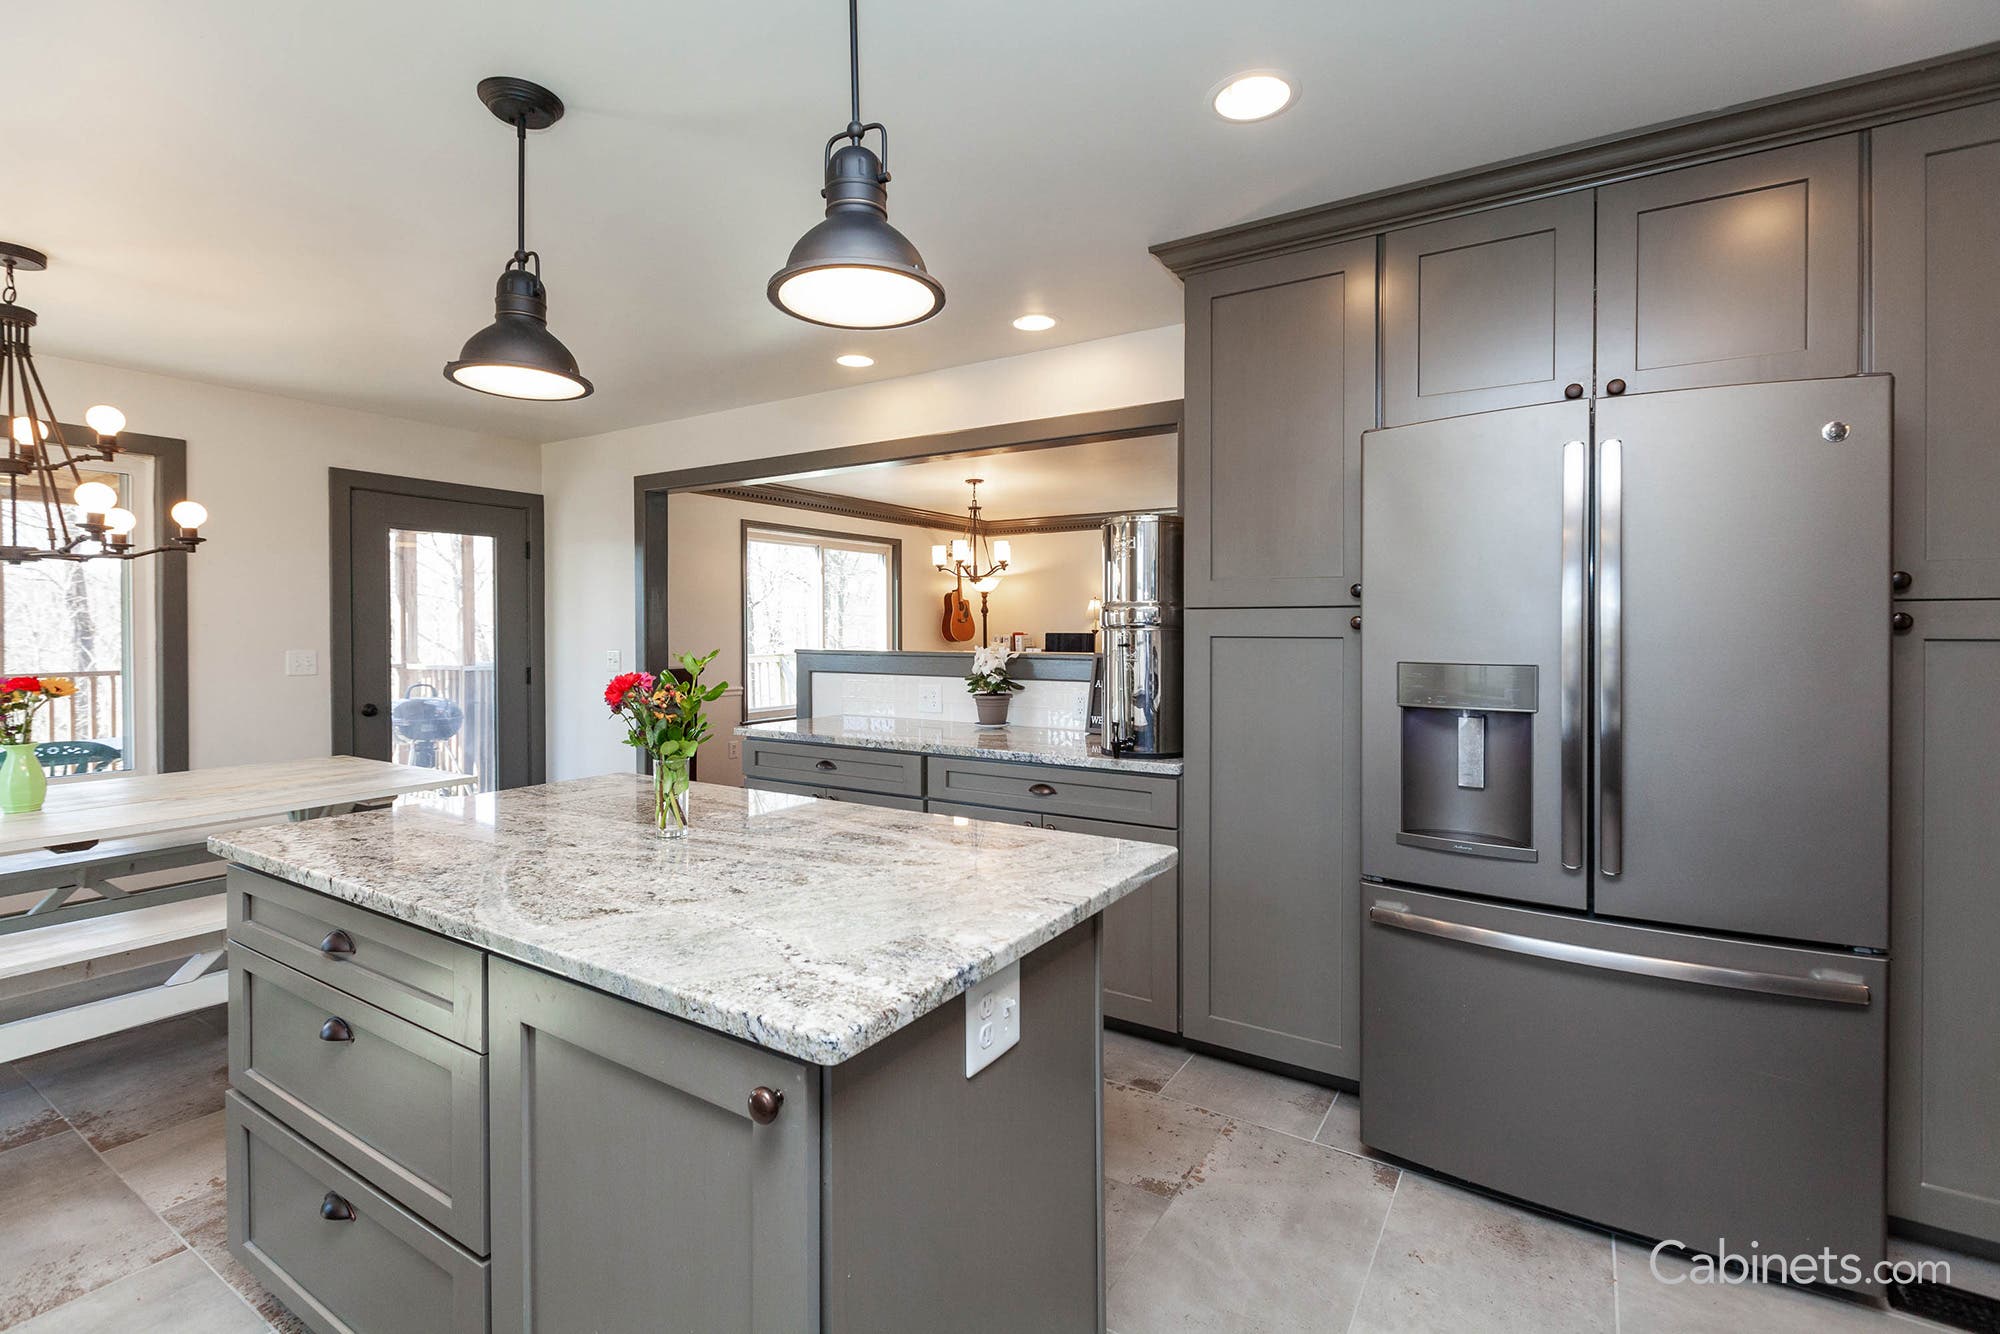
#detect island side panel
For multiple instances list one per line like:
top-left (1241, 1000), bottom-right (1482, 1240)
top-left (487, 957), bottom-right (821, 1334)
top-left (822, 918), bottom-right (1104, 1334)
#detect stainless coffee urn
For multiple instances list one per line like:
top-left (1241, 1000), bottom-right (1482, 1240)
top-left (1100, 513), bottom-right (1183, 756)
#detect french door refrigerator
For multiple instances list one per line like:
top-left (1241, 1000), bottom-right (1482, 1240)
top-left (1359, 377), bottom-right (1890, 1279)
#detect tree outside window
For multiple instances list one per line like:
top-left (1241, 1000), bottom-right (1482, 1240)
top-left (743, 527), bottom-right (897, 717)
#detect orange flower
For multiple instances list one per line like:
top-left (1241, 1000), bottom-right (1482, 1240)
top-left (40, 677), bottom-right (77, 698)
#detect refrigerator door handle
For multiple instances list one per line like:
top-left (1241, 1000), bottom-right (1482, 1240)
top-left (1560, 439), bottom-right (1587, 872)
top-left (1597, 437), bottom-right (1625, 877)
top-left (1366, 906), bottom-right (1872, 1006)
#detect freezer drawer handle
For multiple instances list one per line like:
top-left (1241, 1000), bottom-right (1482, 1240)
top-left (1366, 906), bottom-right (1871, 1007)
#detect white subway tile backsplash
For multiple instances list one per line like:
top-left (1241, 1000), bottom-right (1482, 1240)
top-left (811, 671), bottom-right (1090, 730)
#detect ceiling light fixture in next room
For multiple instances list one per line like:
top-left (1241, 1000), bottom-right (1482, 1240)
top-left (835, 354), bottom-right (875, 368)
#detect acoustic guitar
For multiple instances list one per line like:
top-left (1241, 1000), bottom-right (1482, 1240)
top-left (941, 570), bottom-right (977, 642)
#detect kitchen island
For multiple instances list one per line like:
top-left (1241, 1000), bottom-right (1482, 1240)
top-left (208, 775), bottom-right (1175, 1334)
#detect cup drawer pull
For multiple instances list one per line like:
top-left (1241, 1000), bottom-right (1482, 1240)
top-left (320, 1191), bottom-right (357, 1222)
top-left (1028, 783), bottom-right (1058, 796)
top-left (318, 929), bottom-right (356, 957)
top-left (319, 1016), bottom-right (355, 1043)
top-left (814, 759), bottom-right (837, 771)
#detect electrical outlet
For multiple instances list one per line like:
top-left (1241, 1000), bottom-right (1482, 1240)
top-left (605, 649), bottom-right (621, 671)
top-left (917, 681), bottom-right (944, 715)
top-left (728, 740), bottom-right (741, 759)
top-left (284, 649), bottom-right (318, 677)
top-left (964, 960), bottom-right (1021, 1077)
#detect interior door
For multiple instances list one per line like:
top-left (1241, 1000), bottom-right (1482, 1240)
top-left (1360, 400), bottom-right (1590, 910)
top-left (336, 476), bottom-right (541, 792)
top-left (1593, 378), bottom-right (1889, 947)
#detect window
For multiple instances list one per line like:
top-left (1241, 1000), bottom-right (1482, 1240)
top-left (743, 525), bottom-right (897, 718)
top-left (0, 454), bottom-right (160, 776)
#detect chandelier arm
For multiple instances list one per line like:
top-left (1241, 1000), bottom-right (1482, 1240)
top-left (21, 352), bottom-right (82, 549)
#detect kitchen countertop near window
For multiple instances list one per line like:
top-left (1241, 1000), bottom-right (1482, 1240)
top-left (738, 716), bottom-right (1186, 777)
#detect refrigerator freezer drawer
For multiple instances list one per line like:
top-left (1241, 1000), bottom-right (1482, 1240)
top-left (1362, 885), bottom-right (1885, 1278)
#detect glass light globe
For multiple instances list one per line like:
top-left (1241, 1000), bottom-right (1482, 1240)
top-left (773, 267), bottom-right (941, 329)
top-left (11, 416), bottom-right (47, 446)
top-left (992, 539), bottom-right (1012, 564)
top-left (930, 544), bottom-right (947, 566)
top-left (972, 575), bottom-right (1002, 594)
top-left (73, 481), bottom-right (118, 512)
top-left (85, 404), bottom-right (127, 437)
top-left (105, 507), bottom-right (138, 535)
top-left (170, 500), bottom-right (209, 530)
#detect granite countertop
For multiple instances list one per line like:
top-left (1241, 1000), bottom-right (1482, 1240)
top-left (209, 775), bottom-right (1175, 1065)
top-left (738, 716), bottom-right (1186, 777)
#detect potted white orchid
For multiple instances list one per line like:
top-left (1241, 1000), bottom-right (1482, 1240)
top-left (965, 645), bottom-right (1026, 726)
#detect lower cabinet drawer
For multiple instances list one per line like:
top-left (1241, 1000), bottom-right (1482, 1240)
top-left (227, 1091), bottom-right (489, 1334)
top-left (743, 738), bottom-right (924, 796)
top-left (816, 787), bottom-right (924, 812)
top-left (230, 944), bottom-right (488, 1253)
top-left (926, 756), bottom-right (1178, 828)
top-left (925, 799), bottom-right (1043, 827)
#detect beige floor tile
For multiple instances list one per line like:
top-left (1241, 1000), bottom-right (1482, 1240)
top-left (1110, 1120), bottom-right (1397, 1333)
top-left (101, 1110), bottom-right (227, 1214)
top-left (0, 1064), bottom-right (66, 1154)
top-left (8, 1250), bottom-right (267, 1334)
top-left (1104, 1178), bottom-right (1172, 1283)
top-left (1314, 1091), bottom-right (1389, 1162)
top-left (1158, 1052), bottom-right (1334, 1140)
top-left (1888, 1237), bottom-right (2000, 1301)
top-left (0, 1130), bottom-right (185, 1327)
top-left (17, 1016), bottom-right (226, 1153)
top-left (1102, 1082), bottom-right (1232, 1201)
top-left (162, 1188), bottom-right (308, 1334)
top-left (1349, 1172), bottom-right (1614, 1333)
top-left (1102, 1030), bottom-right (1189, 1093)
top-left (1616, 1241), bottom-right (1908, 1333)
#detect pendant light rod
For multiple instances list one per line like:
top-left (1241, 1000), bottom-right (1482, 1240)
top-left (847, 0), bottom-right (862, 134)
top-left (515, 118), bottom-right (529, 265)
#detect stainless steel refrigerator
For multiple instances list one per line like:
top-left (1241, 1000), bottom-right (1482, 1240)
top-left (1359, 377), bottom-right (1891, 1278)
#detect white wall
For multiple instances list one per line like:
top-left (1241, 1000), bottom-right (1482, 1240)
top-left (542, 324), bottom-right (1184, 779)
top-left (32, 355), bottom-right (542, 768)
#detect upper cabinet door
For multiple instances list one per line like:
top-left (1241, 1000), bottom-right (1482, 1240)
top-left (1381, 193), bottom-right (1595, 426)
top-left (1596, 136), bottom-right (1861, 395)
top-left (1873, 104), bottom-right (2000, 601)
top-left (1184, 239), bottom-right (1375, 607)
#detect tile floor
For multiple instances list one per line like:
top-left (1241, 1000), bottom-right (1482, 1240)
top-left (2, 1014), bottom-right (1993, 1331)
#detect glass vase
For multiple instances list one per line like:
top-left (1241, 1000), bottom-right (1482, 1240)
top-left (0, 743), bottom-right (48, 815)
top-left (652, 756), bottom-right (692, 838)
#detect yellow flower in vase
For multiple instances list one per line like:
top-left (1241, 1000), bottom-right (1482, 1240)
top-left (41, 678), bottom-right (77, 698)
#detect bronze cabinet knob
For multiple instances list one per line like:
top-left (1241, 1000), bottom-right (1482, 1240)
top-left (320, 1191), bottom-right (357, 1222)
top-left (319, 1016), bottom-right (355, 1043)
top-left (1605, 378), bottom-right (1627, 395)
top-left (1349, 583), bottom-right (1362, 599)
top-left (1891, 612), bottom-right (1915, 634)
top-left (1563, 383), bottom-right (1584, 400)
top-left (1350, 615), bottom-right (1363, 631)
top-left (748, 1086), bottom-right (784, 1125)
top-left (318, 929), bottom-right (356, 957)
top-left (1890, 570), bottom-right (1912, 591)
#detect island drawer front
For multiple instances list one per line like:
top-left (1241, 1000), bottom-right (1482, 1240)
top-left (925, 799), bottom-right (1044, 827)
top-left (926, 757), bottom-right (1179, 829)
top-left (228, 865), bottom-right (486, 1051)
top-left (814, 788), bottom-right (925, 812)
top-left (742, 738), bottom-right (924, 797)
top-left (230, 944), bottom-right (489, 1253)
top-left (227, 1091), bottom-right (488, 1334)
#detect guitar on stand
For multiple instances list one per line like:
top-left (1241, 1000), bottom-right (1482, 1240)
top-left (941, 569), bottom-right (977, 642)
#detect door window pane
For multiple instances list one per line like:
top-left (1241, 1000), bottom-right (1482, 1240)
top-left (388, 528), bottom-right (498, 791)
top-left (744, 529), bottom-right (895, 716)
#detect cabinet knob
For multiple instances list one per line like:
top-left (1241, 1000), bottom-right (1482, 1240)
top-left (1605, 378), bottom-right (1627, 396)
top-left (359, 703), bottom-right (380, 718)
top-left (1563, 383), bottom-right (1584, 400)
top-left (1349, 582), bottom-right (1362, 599)
top-left (319, 1016), bottom-right (354, 1044)
top-left (1890, 570), bottom-right (1912, 592)
top-left (748, 1086), bottom-right (785, 1124)
top-left (1028, 783), bottom-right (1057, 797)
top-left (318, 929), bottom-right (356, 957)
top-left (813, 759), bottom-right (837, 771)
top-left (1891, 612), bottom-right (1915, 634)
top-left (1350, 615), bottom-right (1363, 631)
top-left (319, 1191), bottom-right (356, 1222)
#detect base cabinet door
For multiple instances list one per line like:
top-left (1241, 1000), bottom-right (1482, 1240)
top-left (1043, 814), bottom-right (1179, 1033)
top-left (1182, 609), bottom-right (1360, 1077)
top-left (487, 958), bottom-right (818, 1334)
top-left (1890, 601), bottom-right (2000, 1245)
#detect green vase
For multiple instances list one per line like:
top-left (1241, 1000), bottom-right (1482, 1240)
top-left (0, 743), bottom-right (47, 815)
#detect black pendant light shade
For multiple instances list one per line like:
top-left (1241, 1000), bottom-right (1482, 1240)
top-left (768, 0), bottom-right (945, 329)
top-left (444, 77), bottom-right (593, 401)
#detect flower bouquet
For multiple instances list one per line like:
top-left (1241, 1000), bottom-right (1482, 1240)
top-left (0, 675), bottom-right (79, 814)
top-left (965, 645), bottom-right (1025, 726)
top-left (604, 650), bottom-right (727, 837)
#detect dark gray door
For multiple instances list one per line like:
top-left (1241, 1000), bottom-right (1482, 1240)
top-left (1593, 379), bottom-right (1889, 947)
top-left (334, 473), bottom-right (542, 791)
top-left (1182, 608), bottom-right (1359, 1078)
top-left (1380, 193), bottom-right (1595, 425)
top-left (1872, 102), bottom-right (2000, 601)
top-left (1595, 137), bottom-right (1861, 396)
top-left (1888, 600), bottom-right (2000, 1244)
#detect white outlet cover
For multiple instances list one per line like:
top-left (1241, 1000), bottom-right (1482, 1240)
top-left (284, 649), bottom-right (318, 677)
top-left (964, 959), bottom-right (1021, 1078)
top-left (606, 649), bottom-right (621, 670)
top-left (917, 681), bottom-right (944, 714)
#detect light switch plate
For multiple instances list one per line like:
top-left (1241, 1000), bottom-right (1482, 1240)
top-left (284, 649), bottom-right (318, 677)
top-left (964, 960), bottom-right (1021, 1078)
top-left (917, 681), bottom-right (944, 715)
top-left (605, 650), bottom-right (621, 671)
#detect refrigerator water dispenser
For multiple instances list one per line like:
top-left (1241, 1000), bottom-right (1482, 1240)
top-left (1396, 663), bottom-right (1538, 862)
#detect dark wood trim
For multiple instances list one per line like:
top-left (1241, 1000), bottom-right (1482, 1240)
top-left (1152, 40), bottom-right (2000, 277)
top-left (739, 520), bottom-right (904, 721)
top-left (328, 468), bottom-right (547, 783)
top-left (699, 482), bottom-right (1173, 536)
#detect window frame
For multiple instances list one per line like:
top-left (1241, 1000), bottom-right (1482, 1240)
top-left (739, 520), bottom-right (901, 721)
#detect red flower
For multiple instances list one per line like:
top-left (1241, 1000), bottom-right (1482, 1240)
top-left (0, 676), bottom-right (41, 694)
top-left (603, 671), bottom-right (655, 710)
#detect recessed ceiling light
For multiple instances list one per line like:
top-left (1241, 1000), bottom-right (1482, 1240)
top-left (1012, 314), bottom-right (1057, 332)
top-left (1211, 71), bottom-right (1295, 123)
top-left (836, 353), bottom-right (875, 368)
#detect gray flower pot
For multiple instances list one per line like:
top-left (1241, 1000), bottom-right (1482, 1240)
top-left (973, 693), bottom-right (1012, 726)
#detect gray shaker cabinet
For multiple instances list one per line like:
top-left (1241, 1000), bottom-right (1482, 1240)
top-left (1380, 192), bottom-right (1596, 425)
top-left (1181, 608), bottom-right (1361, 1079)
top-left (1183, 238), bottom-right (1375, 607)
top-left (487, 957), bottom-right (819, 1334)
top-left (1873, 103), bottom-right (2000, 600)
top-left (1595, 135), bottom-right (1861, 395)
top-left (1889, 601), bottom-right (2000, 1246)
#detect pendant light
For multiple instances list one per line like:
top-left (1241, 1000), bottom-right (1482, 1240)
top-left (444, 77), bottom-right (593, 401)
top-left (767, 0), bottom-right (945, 329)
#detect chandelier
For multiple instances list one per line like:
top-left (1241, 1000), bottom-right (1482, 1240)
top-left (931, 479), bottom-right (1010, 587)
top-left (1, 242), bottom-right (208, 565)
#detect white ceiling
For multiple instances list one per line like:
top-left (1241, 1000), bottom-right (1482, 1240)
top-left (758, 433), bottom-right (1179, 519)
top-left (15, 3), bottom-right (2000, 443)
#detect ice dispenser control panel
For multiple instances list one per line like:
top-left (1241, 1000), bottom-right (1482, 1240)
top-left (1396, 663), bottom-right (1538, 863)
